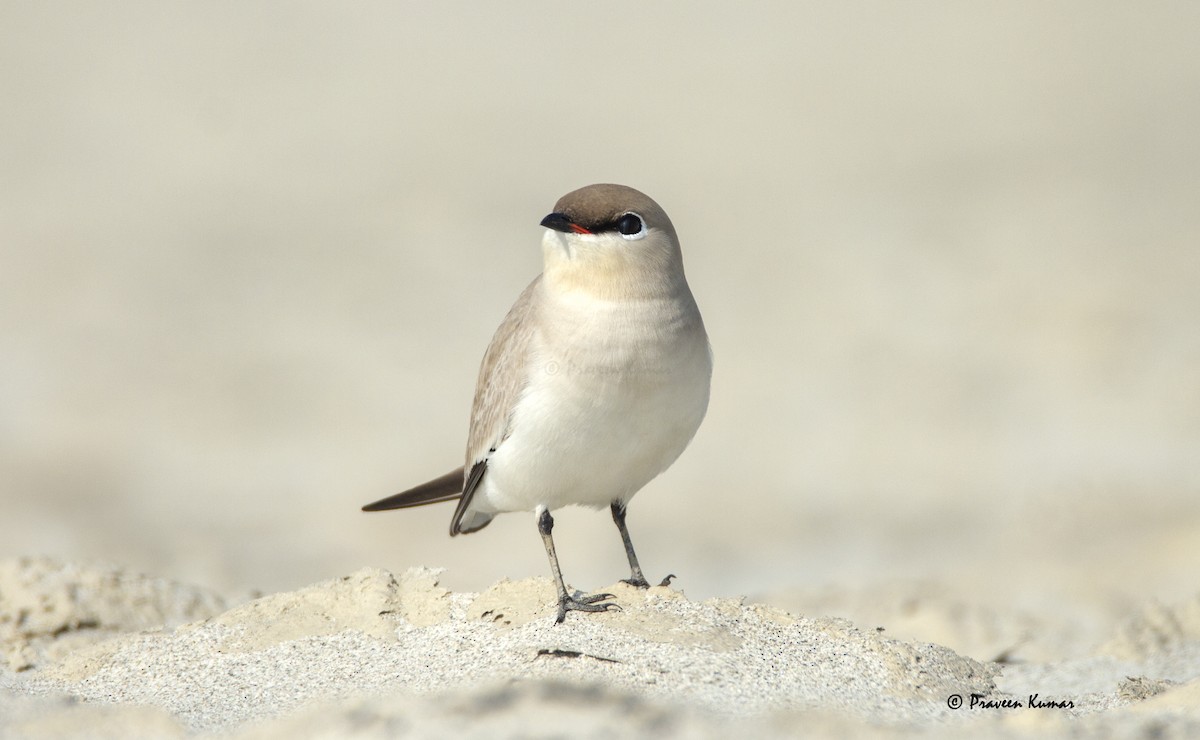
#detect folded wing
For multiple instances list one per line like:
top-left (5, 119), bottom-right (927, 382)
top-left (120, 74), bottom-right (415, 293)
top-left (361, 467), bottom-right (464, 511)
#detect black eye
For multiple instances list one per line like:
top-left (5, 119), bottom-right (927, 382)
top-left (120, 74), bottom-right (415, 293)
top-left (616, 213), bottom-right (643, 236)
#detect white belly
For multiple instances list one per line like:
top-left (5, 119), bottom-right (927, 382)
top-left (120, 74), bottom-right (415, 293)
top-left (473, 296), bottom-right (711, 515)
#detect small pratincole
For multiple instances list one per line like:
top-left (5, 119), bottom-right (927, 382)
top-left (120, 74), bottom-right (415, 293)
top-left (363, 184), bottom-right (712, 623)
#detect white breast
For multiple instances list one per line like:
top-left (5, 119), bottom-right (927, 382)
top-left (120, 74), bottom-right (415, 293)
top-left (473, 288), bottom-right (711, 515)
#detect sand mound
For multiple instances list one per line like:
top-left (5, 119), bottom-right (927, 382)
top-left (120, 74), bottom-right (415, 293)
top-left (0, 556), bottom-right (228, 672)
top-left (3, 562), bottom-right (1199, 738)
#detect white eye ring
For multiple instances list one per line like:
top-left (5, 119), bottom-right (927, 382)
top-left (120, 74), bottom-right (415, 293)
top-left (616, 212), bottom-right (648, 241)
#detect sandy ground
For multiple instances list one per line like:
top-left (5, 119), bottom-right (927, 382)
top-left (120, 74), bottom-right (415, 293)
top-left (3, 2), bottom-right (1199, 736)
top-left (1, 557), bottom-right (1198, 738)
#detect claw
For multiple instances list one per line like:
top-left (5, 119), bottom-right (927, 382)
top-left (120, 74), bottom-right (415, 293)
top-left (555, 592), bottom-right (620, 623)
top-left (621, 574), bottom-right (675, 589)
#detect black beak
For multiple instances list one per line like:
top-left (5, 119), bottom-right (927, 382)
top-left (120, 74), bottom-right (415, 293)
top-left (540, 212), bottom-right (591, 235)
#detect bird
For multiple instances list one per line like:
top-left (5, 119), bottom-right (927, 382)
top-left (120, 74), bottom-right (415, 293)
top-left (362, 183), bottom-right (712, 623)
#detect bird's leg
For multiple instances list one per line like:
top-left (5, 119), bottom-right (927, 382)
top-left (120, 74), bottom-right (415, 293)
top-left (611, 501), bottom-right (675, 589)
top-left (537, 507), bottom-right (617, 623)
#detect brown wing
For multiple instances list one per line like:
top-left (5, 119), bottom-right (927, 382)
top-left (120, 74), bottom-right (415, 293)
top-left (448, 276), bottom-right (541, 535)
top-left (361, 468), bottom-right (463, 511)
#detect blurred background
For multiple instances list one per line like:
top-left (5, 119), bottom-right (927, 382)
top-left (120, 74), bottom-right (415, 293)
top-left (2, 3), bottom-right (1197, 634)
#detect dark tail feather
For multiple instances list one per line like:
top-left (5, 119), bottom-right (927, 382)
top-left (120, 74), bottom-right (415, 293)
top-left (362, 467), bottom-right (464, 512)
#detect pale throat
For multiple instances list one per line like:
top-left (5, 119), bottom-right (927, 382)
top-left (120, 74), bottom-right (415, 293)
top-left (543, 254), bottom-right (685, 304)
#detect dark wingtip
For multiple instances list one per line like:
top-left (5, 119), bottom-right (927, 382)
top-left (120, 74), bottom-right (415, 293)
top-left (361, 468), bottom-right (466, 513)
top-left (362, 495), bottom-right (405, 512)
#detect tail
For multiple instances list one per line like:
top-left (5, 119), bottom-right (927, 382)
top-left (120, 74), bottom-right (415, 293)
top-left (362, 468), bottom-right (464, 511)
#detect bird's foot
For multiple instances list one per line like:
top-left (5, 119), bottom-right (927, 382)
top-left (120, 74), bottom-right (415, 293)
top-left (621, 573), bottom-right (675, 589)
top-left (555, 592), bottom-right (619, 623)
